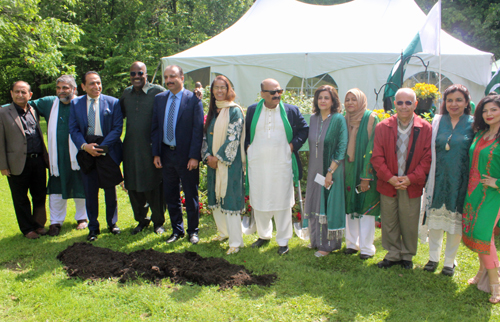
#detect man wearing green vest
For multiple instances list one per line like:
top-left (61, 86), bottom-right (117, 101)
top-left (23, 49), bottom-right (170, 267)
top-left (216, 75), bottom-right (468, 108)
top-left (245, 78), bottom-right (308, 255)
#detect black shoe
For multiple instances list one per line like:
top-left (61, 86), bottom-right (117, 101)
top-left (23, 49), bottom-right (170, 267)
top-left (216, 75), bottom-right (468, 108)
top-left (344, 248), bottom-right (359, 255)
top-left (131, 220), bottom-right (150, 235)
top-left (423, 260), bottom-right (438, 272)
top-left (166, 233), bottom-right (185, 243)
top-left (189, 233), bottom-right (199, 244)
top-left (251, 238), bottom-right (269, 248)
top-left (278, 246), bottom-right (289, 255)
top-left (441, 265), bottom-right (455, 276)
top-left (359, 254), bottom-right (373, 260)
top-left (108, 224), bottom-right (121, 235)
top-left (87, 230), bottom-right (99, 242)
top-left (401, 260), bottom-right (413, 269)
top-left (377, 259), bottom-right (402, 269)
top-left (154, 225), bottom-right (166, 235)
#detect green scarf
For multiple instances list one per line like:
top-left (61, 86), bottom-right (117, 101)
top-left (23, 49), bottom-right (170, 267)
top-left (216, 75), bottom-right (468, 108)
top-left (245, 99), bottom-right (299, 195)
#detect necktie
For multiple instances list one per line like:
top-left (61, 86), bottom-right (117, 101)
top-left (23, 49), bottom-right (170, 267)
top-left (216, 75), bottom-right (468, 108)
top-left (166, 95), bottom-right (176, 142)
top-left (88, 98), bottom-right (96, 135)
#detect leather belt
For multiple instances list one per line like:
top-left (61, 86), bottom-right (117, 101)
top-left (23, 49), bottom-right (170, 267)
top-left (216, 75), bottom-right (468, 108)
top-left (163, 144), bottom-right (176, 150)
top-left (27, 153), bottom-right (40, 158)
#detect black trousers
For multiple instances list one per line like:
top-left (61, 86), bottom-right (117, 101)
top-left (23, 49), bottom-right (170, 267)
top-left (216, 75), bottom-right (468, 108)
top-left (129, 182), bottom-right (165, 227)
top-left (7, 155), bottom-right (47, 235)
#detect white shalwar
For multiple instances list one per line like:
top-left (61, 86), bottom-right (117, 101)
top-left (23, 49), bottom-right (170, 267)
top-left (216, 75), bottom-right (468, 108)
top-left (345, 214), bottom-right (376, 256)
top-left (213, 207), bottom-right (244, 248)
top-left (49, 194), bottom-right (87, 225)
top-left (247, 105), bottom-right (294, 246)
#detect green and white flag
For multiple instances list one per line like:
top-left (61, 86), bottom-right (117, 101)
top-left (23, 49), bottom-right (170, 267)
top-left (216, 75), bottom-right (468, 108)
top-left (485, 68), bottom-right (500, 95)
top-left (383, 0), bottom-right (441, 106)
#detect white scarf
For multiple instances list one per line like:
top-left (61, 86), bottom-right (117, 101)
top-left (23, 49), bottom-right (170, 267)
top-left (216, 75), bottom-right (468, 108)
top-left (419, 114), bottom-right (442, 243)
top-left (213, 100), bottom-right (246, 201)
top-left (48, 97), bottom-right (80, 176)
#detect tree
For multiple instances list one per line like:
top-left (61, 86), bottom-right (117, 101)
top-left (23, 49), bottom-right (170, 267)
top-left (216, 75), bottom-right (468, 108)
top-left (0, 0), bottom-right (82, 101)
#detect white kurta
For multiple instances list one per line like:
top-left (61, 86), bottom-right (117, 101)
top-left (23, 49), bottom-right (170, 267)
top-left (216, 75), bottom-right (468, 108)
top-left (248, 105), bottom-right (294, 211)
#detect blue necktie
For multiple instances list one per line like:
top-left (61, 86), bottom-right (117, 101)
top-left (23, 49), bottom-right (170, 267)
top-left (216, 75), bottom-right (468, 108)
top-left (88, 98), bottom-right (96, 135)
top-left (166, 95), bottom-right (176, 142)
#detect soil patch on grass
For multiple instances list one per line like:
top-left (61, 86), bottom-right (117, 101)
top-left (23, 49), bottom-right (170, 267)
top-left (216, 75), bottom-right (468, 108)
top-left (57, 242), bottom-right (276, 290)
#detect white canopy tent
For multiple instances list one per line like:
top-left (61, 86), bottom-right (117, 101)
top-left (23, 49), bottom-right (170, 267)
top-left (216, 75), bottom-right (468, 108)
top-left (160, 0), bottom-right (493, 108)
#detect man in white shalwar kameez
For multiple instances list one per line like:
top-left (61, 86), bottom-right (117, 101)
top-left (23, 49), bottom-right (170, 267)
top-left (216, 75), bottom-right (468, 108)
top-left (245, 79), bottom-right (308, 255)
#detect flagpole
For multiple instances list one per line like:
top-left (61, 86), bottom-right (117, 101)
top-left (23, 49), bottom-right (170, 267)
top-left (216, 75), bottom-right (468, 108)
top-left (438, 0), bottom-right (442, 104)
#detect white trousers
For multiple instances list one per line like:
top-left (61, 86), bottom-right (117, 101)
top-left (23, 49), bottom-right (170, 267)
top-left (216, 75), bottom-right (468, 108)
top-left (428, 228), bottom-right (461, 268)
top-left (254, 208), bottom-right (292, 246)
top-left (213, 208), bottom-right (244, 248)
top-left (345, 214), bottom-right (376, 256)
top-left (49, 194), bottom-right (87, 225)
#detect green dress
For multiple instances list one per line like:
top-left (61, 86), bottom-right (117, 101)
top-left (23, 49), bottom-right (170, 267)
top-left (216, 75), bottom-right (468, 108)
top-left (29, 96), bottom-right (85, 199)
top-left (345, 110), bottom-right (380, 219)
top-left (202, 107), bottom-right (245, 214)
top-left (462, 132), bottom-right (500, 254)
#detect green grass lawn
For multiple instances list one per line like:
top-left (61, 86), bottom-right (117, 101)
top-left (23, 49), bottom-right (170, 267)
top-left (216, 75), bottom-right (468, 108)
top-left (0, 123), bottom-right (499, 321)
top-left (0, 180), bottom-right (499, 322)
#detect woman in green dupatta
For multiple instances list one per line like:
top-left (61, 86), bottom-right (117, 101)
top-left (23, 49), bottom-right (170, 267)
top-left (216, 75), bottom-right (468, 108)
top-left (343, 89), bottom-right (380, 260)
top-left (463, 95), bottom-right (500, 304)
top-left (202, 76), bottom-right (246, 255)
top-left (303, 85), bottom-right (347, 257)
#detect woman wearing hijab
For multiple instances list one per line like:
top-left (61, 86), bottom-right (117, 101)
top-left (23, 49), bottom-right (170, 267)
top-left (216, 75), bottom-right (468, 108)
top-left (202, 75), bottom-right (246, 255)
top-left (343, 89), bottom-right (380, 260)
top-left (421, 84), bottom-right (474, 276)
top-left (303, 85), bottom-right (347, 257)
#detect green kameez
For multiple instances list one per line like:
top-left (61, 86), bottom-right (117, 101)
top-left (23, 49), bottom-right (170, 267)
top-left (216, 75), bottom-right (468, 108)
top-left (462, 132), bottom-right (500, 254)
top-left (202, 107), bottom-right (245, 214)
top-left (345, 111), bottom-right (380, 219)
top-left (30, 96), bottom-right (85, 199)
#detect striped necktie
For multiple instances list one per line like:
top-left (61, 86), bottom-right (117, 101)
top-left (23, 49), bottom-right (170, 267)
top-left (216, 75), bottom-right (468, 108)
top-left (88, 98), bottom-right (96, 135)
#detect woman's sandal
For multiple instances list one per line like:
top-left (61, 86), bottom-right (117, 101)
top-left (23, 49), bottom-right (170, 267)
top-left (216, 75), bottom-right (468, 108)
top-left (468, 270), bottom-right (485, 285)
top-left (226, 247), bottom-right (239, 255)
top-left (490, 284), bottom-right (500, 304)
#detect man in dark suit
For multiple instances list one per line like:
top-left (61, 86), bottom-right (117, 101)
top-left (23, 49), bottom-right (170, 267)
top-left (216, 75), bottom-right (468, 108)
top-left (69, 71), bottom-right (123, 241)
top-left (0, 81), bottom-right (48, 239)
top-left (151, 65), bottom-right (204, 244)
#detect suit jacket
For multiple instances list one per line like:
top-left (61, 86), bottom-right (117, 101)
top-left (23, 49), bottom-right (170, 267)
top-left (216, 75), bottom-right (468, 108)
top-left (0, 103), bottom-right (48, 175)
top-left (69, 94), bottom-right (123, 165)
top-left (245, 102), bottom-right (309, 179)
top-left (371, 114), bottom-right (432, 198)
top-left (151, 89), bottom-right (204, 165)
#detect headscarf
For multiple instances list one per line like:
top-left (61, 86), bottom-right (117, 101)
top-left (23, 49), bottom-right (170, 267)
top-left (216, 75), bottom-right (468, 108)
top-left (213, 100), bottom-right (246, 201)
top-left (345, 88), bottom-right (369, 162)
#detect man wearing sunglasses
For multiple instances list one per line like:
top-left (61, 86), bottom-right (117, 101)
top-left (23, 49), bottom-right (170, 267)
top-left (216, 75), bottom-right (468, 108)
top-left (245, 78), bottom-right (308, 255)
top-left (371, 88), bottom-right (432, 269)
top-left (120, 61), bottom-right (166, 235)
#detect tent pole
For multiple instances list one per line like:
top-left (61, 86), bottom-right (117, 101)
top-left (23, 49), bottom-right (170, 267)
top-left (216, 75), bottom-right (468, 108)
top-left (300, 53), bottom-right (308, 95)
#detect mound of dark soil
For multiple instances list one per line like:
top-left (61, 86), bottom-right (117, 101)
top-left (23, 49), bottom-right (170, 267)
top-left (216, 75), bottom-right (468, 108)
top-left (57, 242), bottom-right (276, 290)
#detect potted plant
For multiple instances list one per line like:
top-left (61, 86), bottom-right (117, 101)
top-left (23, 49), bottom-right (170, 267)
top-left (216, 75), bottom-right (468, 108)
top-left (412, 83), bottom-right (441, 114)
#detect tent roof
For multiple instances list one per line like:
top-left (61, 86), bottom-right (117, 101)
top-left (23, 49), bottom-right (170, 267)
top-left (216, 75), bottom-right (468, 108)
top-left (162, 0), bottom-right (493, 106)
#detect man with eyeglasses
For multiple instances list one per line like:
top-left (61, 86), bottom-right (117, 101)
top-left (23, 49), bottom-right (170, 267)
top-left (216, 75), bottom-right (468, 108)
top-left (245, 78), bottom-right (308, 255)
top-left (27, 75), bottom-right (88, 236)
top-left (371, 88), bottom-right (432, 269)
top-left (151, 65), bottom-right (204, 245)
top-left (120, 61), bottom-right (167, 235)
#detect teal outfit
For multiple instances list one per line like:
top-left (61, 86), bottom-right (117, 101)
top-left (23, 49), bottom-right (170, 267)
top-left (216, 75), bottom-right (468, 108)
top-left (203, 106), bottom-right (245, 214)
top-left (30, 96), bottom-right (85, 199)
top-left (429, 113), bottom-right (474, 233)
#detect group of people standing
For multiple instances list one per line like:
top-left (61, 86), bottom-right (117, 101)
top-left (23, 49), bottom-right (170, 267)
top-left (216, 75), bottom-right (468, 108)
top-left (1, 62), bottom-right (500, 303)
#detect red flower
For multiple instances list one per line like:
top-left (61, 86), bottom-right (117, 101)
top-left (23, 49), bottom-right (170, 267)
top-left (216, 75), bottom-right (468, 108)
top-left (204, 115), bottom-right (207, 124)
top-left (297, 212), bottom-right (301, 221)
top-left (181, 198), bottom-right (185, 205)
top-left (375, 221), bottom-right (381, 229)
top-left (199, 202), bottom-right (203, 209)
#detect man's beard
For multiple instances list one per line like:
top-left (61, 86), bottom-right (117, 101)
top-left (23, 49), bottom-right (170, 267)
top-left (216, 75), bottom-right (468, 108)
top-left (58, 93), bottom-right (72, 103)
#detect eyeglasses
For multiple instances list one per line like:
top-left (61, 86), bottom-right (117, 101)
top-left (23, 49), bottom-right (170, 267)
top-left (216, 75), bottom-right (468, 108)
top-left (396, 100), bottom-right (414, 106)
top-left (262, 89), bottom-right (284, 95)
top-left (130, 71), bottom-right (145, 77)
top-left (213, 86), bottom-right (227, 91)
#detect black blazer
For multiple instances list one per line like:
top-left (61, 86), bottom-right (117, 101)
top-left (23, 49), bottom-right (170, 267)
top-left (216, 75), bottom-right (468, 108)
top-left (245, 102), bottom-right (309, 179)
